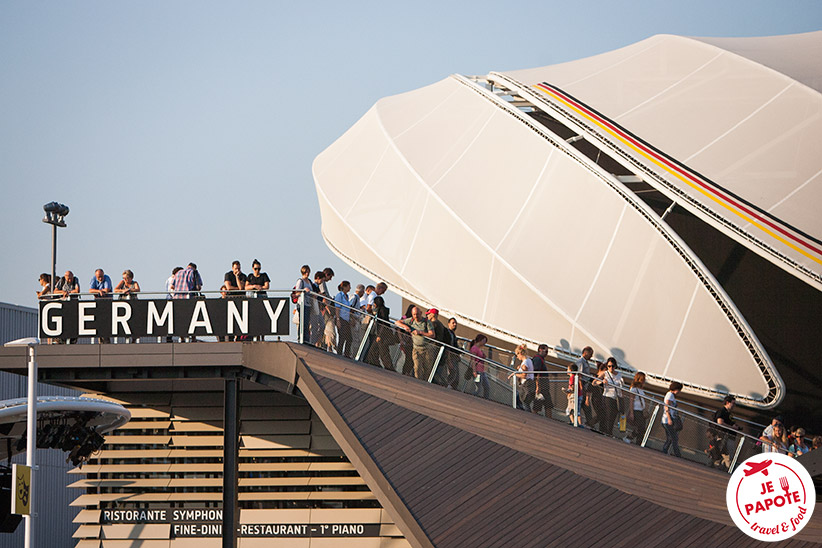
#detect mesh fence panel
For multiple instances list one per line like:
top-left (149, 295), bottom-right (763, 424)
top-left (297, 292), bottom-right (780, 475)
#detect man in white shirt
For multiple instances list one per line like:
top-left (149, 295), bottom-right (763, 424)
top-left (365, 282), bottom-right (387, 313)
top-left (349, 284), bottom-right (365, 354)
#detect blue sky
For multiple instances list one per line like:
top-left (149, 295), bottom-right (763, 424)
top-left (1, 1), bottom-right (820, 312)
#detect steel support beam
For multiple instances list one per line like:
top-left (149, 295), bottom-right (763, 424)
top-left (222, 377), bottom-right (240, 548)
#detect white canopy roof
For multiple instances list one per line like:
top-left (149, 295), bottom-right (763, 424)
top-left (313, 32), bottom-right (822, 406)
top-left (502, 32), bottom-right (822, 287)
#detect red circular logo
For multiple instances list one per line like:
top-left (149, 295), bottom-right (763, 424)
top-left (726, 452), bottom-right (815, 541)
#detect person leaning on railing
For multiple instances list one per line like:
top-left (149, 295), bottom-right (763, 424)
top-left (760, 422), bottom-right (789, 454)
top-left (55, 270), bottom-right (80, 299)
top-left (53, 270), bottom-right (81, 343)
top-left (172, 263), bottom-right (199, 299)
top-left (245, 259), bottom-right (270, 298)
top-left (245, 259), bottom-right (270, 341)
top-left (114, 269), bottom-right (141, 298)
top-left (89, 268), bottom-right (113, 299)
top-left (221, 260), bottom-right (247, 299)
top-left (788, 428), bottom-right (810, 457)
top-left (114, 269), bottom-right (141, 343)
top-left (395, 306), bottom-right (434, 380)
top-left (36, 273), bottom-right (52, 300)
top-left (89, 268), bottom-right (113, 343)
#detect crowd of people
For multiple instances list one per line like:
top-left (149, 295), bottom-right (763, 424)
top-left (36, 263), bottom-right (821, 468)
top-left (36, 261), bottom-right (272, 302)
top-left (37, 269), bottom-right (139, 300)
top-left (290, 265), bottom-right (466, 389)
top-left (563, 346), bottom-right (653, 445)
top-left (553, 345), bottom-right (821, 466)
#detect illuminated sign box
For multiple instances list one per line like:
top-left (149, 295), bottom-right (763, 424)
top-left (99, 509), bottom-right (379, 538)
top-left (39, 297), bottom-right (290, 339)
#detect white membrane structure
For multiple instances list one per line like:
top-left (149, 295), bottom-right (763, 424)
top-left (313, 33), bottom-right (822, 410)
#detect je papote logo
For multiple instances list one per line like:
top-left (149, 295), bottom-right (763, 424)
top-left (726, 452), bottom-right (815, 542)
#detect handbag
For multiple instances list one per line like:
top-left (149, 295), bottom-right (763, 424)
top-left (292, 309), bottom-right (300, 326)
top-left (673, 414), bottom-right (683, 432)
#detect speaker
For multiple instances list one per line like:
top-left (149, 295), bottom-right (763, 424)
top-left (0, 468), bottom-right (22, 533)
top-left (0, 513), bottom-right (22, 534)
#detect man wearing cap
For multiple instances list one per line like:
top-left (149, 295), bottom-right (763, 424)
top-left (395, 306), bottom-right (434, 380)
top-left (426, 309), bottom-right (447, 344)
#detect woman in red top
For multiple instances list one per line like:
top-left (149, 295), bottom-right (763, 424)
top-left (469, 334), bottom-right (490, 399)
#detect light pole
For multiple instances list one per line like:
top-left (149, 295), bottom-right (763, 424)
top-left (3, 337), bottom-right (40, 548)
top-left (42, 202), bottom-right (69, 294)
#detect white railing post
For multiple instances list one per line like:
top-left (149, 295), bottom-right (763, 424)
top-left (642, 404), bottom-right (659, 447)
top-left (572, 372), bottom-right (579, 427)
top-left (427, 346), bottom-right (445, 384)
top-left (354, 318), bottom-right (375, 362)
top-left (299, 294), bottom-right (305, 344)
top-left (729, 437), bottom-right (745, 474)
top-left (511, 373), bottom-right (517, 408)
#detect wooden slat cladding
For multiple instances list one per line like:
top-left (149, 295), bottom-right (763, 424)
top-left (301, 368), bottom-right (822, 548)
top-left (71, 387), bottom-right (394, 544)
top-left (2, 340), bottom-right (812, 546)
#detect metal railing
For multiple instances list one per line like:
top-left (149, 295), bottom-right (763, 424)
top-left (563, 370), bottom-right (791, 471)
top-left (39, 289), bottom-right (793, 471)
top-left (457, 336), bottom-right (773, 434)
top-left (294, 292), bottom-right (791, 473)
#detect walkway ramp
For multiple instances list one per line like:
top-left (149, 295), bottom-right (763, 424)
top-left (292, 344), bottom-right (822, 548)
top-left (1, 340), bottom-right (819, 547)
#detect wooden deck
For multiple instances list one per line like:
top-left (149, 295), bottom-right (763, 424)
top-left (1, 341), bottom-right (819, 547)
top-left (292, 343), bottom-right (822, 547)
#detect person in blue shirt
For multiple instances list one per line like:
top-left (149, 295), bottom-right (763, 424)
top-left (89, 268), bottom-right (113, 343)
top-left (89, 269), bottom-right (112, 298)
top-left (334, 281), bottom-right (353, 358)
